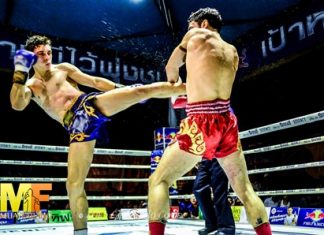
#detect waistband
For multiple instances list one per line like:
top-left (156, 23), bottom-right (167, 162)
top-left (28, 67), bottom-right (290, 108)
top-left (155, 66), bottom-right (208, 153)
top-left (63, 93), bottom-right (86, 127)
top-left (186, 99), bottom-right (230, 115)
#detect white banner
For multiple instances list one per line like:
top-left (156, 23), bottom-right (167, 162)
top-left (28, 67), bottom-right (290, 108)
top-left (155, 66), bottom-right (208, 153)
top-left (120, 208), bottom-right (148, 220)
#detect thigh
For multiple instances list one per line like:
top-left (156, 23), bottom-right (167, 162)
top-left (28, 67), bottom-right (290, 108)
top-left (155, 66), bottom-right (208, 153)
top-left (94, 88), bottom-right (142, 117)
top-left (67, 140), bottom-right (96, 183)
top-left (152, 142), bottom-right (202, 186)
top-left (216, 149), bottom-right (250, 196)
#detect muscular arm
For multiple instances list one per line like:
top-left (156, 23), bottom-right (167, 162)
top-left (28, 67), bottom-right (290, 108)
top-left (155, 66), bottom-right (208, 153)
top-left (57, 63), bottom-right (117, 91)
top-left (10, 72), bottom-right (33, 111)
top-left (165, 28), bottom-right (198, 83)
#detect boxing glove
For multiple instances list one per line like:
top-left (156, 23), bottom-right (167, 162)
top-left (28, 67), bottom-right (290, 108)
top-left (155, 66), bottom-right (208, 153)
top-left (171, 95), bottom-right (187, 109)
top-left (13, 49), bottom-right (37, 84)
top-left (14, 49), bottom-right (37, 73)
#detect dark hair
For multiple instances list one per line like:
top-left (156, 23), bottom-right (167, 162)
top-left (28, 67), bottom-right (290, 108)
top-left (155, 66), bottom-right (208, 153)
top-left (187, 7), bottom-right (223, 32)
top-left (25, 35), bottom-right (51, 51)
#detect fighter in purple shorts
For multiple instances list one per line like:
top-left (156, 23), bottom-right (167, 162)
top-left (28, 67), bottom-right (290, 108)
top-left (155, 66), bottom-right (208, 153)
top-left (10, 35), bottom-right (186, 235)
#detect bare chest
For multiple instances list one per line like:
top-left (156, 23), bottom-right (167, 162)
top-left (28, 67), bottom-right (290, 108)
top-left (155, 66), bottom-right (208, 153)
top-left (29, 71), bottom-right (68, 101)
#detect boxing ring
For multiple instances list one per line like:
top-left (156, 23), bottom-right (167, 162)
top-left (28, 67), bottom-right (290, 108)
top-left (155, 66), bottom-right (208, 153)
top-left (0, 110), bottom-right (324, 234)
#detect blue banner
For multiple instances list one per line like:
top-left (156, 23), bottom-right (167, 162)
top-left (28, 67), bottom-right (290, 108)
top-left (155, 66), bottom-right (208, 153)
top-left (269, 207), bottom-right (299, 226)
top-left (297, 208), bottom-right (324, 228)
top-left (0, 29), bottom-right (162, 84)
top-left (154, 127), bottom-right (179, 150)
top-left (235, 2), bottom-right (324, 80)
top-left (0, 211), bottom-right (14, 225)
top-left (150, 149), bottom-right (163, 174)
top-left (15, 209), bottom-right (48, 224)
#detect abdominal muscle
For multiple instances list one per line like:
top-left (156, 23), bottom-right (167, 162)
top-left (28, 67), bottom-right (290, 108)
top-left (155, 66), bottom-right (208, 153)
top-left (31, 81), bottom-right (83, 124)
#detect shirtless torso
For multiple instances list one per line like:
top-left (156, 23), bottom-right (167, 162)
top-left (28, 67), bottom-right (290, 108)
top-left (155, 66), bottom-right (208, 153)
top-left (27, 64), bottom-right (83, 123)
top-left (186, 28), bottom-right (238, 102)
top-left (166, 25), bottom-right (239, 103)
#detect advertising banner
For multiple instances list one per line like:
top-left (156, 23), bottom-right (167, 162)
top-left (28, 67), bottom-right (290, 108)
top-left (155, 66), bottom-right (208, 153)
top-left (297, 208), bottom-right (324, 228)
top-left (120, 208), bottom-right (148, 220)
top-left (88, 207), bottom-right (108, 221)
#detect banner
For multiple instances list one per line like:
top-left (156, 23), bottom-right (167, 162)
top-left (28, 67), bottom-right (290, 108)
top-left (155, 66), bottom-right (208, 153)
top-left (235, 2), bottom-right (324, 80)
top-left (269, 207), bottom-right (299, 225)
top-left (231, 206), bottom-right (242, 222)
top-left (0, 183), bottom-right (52, 212)
top-left (120, 208), bottom-right (148, 220)
top-left (0, 211), bottom-right (14, 225)
top-left (16, 209), bottom-right (48, 224)
top-left (48, 209), bottom-right (72, 223)
top-left (88, 207), bottom-right (108, 221)
top-left (297, 208), bottom-right (324, 228)
top-left (0, 28), bottom-right (162, 84)
top-left (154, 127), bottom-right (179, 150)
top-left (169, 206), bottom-right (179, 219)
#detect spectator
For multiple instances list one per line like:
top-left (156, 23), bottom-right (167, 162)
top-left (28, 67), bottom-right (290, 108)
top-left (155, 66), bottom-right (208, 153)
top-left (264, 196), bottom-right (278, 207)
top-left (279, 195), bottom-right (291, 207)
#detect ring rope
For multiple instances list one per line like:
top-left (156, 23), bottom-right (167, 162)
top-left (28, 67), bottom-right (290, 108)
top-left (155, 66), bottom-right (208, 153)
top-left (0, 175), bottom-right (195, 183)
top-left (244, 135), bottom-right (324, 154)
top-left (1, 112), bottom-right (323, 202)
top-left (247, 161), bottom-right (324, 174)
top-left (1, 134), bottom-right (323, 158)
top-left (1, 134), bottom-right (322, 158)
top-left (0, 142), bottom-right (150, 156)
top-left (0, 160), bottom-right (150, 169)
top-left (49, 195), bottom-right (195, 201)
top-left (230, 188), bottom-right (324, 197)
top-left (1, 161), bottom-right (322, 182)
top-left (239, 110), bottom-right (324, 139)
top-left (1, 112), bottom-right (323, 155)
top-left (1, 135), bottom-right (323, 168)
top-left (47, 187), bottom-right (324, 201)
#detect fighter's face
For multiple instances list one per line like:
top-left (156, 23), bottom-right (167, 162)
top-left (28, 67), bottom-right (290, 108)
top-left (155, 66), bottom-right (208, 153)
top-left (33, 44), bottom-right (52, 70)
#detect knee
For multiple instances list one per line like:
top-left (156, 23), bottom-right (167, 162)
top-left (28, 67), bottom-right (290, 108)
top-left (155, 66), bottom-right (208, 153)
top-left (66, 178), bottom-right (84, 195)
top-left (148, 173), bottom-right (169, 189)
top-left (148, 174), bottom-right (159, 188)
top-left (237, 189), bottom-right (256, 206)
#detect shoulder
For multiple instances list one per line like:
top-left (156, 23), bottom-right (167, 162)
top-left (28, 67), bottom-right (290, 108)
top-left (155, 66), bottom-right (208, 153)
top-left (222, 40), bottom-right (237, 52)
top-left (185, 28), bottom-right (209, 39)
top-left (55, 63), bottom-right (79, 72)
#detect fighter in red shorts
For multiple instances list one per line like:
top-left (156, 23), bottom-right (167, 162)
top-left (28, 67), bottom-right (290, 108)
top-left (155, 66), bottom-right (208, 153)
top-left (148, 7), bottom-right (272, 235)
